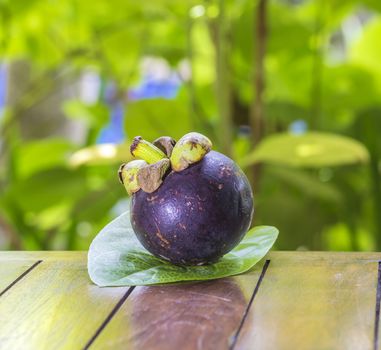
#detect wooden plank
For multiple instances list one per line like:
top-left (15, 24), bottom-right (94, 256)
top-left (375, 261), bottom-right (381, 350)
top-left (0, 259), bottom-right (40, 295)
top-left (234, 251), bottom-right (381, 350)
top-left (0, 251), bottom-right (89, 261)
top-left (1, 251), bottom-right (380, 349)
top-left (0, 253), bottom-right (132, 350)
top-left (88, 263), bottom-right (266, 350)
top-left (0, 252), bottom-right (83, 298)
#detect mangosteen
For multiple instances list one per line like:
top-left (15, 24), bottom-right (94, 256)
top-left (119, 132), bottom-right (254, 266)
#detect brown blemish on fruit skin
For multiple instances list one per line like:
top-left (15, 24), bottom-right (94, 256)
top-left (153, 220), bottom-right (170, 247)
top-left (196, 194), bottom-right (207, 202)
top-left (219, 165), bottom-right (233, 177)
top-left (147, 195), bottom-right (159, 202)
top-left (156, 231), bottom-right (170, 247)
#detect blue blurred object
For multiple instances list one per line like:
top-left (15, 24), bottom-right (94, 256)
top-left (0, 64), bottom-right (7, 114)
top-left (289, 119), bottom-right (307, 134)
top-left (97, 101), bottom-right (125, 144)
top-left (97, 70), bottom-right (181, 144)
top-left (128, 73), bottom-right (180, 100)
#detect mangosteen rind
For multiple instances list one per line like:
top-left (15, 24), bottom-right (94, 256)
top-left (130, 150), bottom-right (254, 266)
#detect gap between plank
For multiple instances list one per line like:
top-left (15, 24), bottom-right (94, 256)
top-left (83, 286), bottom-right (135, 350)
top-left (374, 261), bottom-right (381, 350)
top-left (229, 259), bottom-right (271, 350)
top-left (0, 260), bottom-right (43, 298)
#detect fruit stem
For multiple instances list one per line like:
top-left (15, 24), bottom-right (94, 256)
top-left (130, 136), bottom-right (167, 164)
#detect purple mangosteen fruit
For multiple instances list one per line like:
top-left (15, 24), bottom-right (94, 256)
top-left (119, 133), bottom-right (254, 266)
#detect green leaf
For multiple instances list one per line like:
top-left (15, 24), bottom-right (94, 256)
top-left (266, 166), bottom-right (342, 203)
top-left (72, 185), bottom-right (124, 222)
top-left (321, 65), bottom-right (381, 128)
top-left (125, 93), bottom-right (193, 142)
top-left (350, 17), bottom-right (381, 79)
top-left (9, 167), bottom-right (88, 212)
top-left (241, 132), bottom-right (369, 168)
top-left (88, 211), bottom-right (278, 286)
top-left (62, 100), bottom-right (109, 128)
top-left (69, 143), bottom-right (133, 167)
top-left (16, 138), bottom-right (74, 178)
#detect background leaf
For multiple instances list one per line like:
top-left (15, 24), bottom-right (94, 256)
top-left (69, 143), bottom-right (133, 167)
top-left (125, 94), bottom-right (193, 141)
top-left (241, 132), bottom-right (369, 168)
top-left (16, 138), bottom-right (74, 178)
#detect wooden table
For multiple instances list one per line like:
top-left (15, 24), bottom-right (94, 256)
top-left (0, 251), bottom-right (380, 350)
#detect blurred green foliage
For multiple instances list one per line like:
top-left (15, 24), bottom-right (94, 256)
top-left (0, 0), bottom-right (380, 251)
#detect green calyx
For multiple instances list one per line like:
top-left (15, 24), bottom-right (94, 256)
top-left (119, 160), bottom-right (148, 195)
top-left (120, 132), bottom-right (213, 194)
top-left (153, 136), bottom-right (176, 157)
top-left (137, 158), bottom-right (171, 193)
top-left (130, 136), bottom-right (167, 164)
top-left (170, 132), bottom-right (212, 172)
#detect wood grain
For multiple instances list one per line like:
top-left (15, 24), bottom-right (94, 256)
top-left (234, 252), bottom-right (381, 350)
top-left (0, 251), bottom-right (89, 260)
top-left (1, 251), bottom-right (381, 350)
top-left (0, 258), bottom-right (39, 295)
top-left (89, 264), bottom-right (266, 350)
top-left (0, 253), bottom-right (131, 350)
